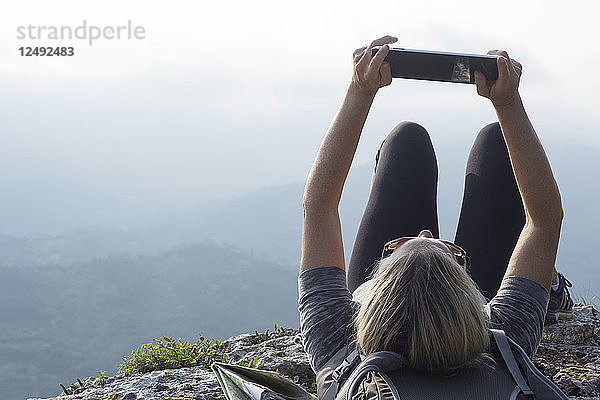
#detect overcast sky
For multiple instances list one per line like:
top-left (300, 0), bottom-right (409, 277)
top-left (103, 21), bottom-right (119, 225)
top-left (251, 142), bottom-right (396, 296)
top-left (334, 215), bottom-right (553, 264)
top-left (0, 0), bottom-right (598, 235)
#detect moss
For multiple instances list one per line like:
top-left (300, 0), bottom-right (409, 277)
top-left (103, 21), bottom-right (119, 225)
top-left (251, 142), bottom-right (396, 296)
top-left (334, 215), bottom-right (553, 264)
top-left (119, 335), bottom-right (227, 374)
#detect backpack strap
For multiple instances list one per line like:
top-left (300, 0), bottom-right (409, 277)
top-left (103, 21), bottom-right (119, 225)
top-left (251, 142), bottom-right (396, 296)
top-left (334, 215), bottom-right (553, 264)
top-left (321, 347), bottom-right (362, 400)
top-left (345, 364), bottom-right (380, 400)
top-left (491, 329), bottom-right (535, 398)
top-left (502, 333), bottom-right (569, 400)
top-left (344, 351), bottom-right (406, 400)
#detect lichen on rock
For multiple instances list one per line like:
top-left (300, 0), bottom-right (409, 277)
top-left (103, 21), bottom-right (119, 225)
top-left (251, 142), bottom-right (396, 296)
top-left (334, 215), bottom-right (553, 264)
top-left (534, 304), bottom-right (600, 399)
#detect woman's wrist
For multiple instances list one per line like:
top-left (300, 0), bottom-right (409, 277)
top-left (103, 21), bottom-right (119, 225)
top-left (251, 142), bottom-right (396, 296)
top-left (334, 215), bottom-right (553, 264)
top-left (348, 81), bottom-right (378, 100)
top-left (493, 93), bottom-right (524, 115)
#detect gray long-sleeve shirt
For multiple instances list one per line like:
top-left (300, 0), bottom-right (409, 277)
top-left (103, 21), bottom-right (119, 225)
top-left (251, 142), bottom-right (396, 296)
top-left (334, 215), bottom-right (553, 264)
top-left (298, 266), bottom-right (549, 373)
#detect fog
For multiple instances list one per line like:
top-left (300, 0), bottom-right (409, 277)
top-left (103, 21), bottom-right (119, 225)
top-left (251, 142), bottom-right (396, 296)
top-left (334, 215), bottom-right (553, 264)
top-left (0, 0), bottom-right (598, 235)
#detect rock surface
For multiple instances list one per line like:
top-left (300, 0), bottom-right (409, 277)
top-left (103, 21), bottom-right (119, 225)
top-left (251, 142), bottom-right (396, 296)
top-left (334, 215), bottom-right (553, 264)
top-left (29, 305), bottom-right (599, 400)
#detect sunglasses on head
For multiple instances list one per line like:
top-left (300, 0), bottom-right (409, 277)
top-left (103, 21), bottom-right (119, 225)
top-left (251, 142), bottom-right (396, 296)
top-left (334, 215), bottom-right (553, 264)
top-left (381, 237), bottom-right (468, 266)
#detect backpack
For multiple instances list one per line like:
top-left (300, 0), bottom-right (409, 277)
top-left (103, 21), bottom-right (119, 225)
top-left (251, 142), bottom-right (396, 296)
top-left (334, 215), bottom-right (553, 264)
top-left (317, 329), bottom-right (568, 400)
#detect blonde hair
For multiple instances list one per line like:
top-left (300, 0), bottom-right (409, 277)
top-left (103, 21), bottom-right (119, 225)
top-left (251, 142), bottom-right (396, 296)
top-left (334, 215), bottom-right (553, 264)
top-left (354, 239), bottom-right (489, 374)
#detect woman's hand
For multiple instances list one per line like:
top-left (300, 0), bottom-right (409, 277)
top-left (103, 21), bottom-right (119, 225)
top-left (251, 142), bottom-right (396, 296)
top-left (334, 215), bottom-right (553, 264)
top-left (475, 50), bottom-right (522, 108)
top-left (350, 35), bottom-right (398, 96)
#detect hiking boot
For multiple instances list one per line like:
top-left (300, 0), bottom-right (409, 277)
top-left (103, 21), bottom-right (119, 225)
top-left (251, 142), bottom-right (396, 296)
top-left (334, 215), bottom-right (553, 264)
top-left (545, 272), bottom-right (573, 325)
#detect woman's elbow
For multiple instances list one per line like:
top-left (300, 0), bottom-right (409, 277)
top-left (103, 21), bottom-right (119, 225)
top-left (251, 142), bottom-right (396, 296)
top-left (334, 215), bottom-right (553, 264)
top-left (544, 182), bottom-right (564, 227)
top-left (532, 194), bottom-right (563, 229)
top-left (552, 188), bottom-right (564, 225)
top-left (302, 190), bottom-right (337, 216)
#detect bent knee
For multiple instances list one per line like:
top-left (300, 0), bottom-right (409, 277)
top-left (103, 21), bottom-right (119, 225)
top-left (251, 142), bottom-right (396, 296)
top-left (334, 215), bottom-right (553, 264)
top-left (382, 121), bottom-right (432, 151)
top-left (478, 122), bottom-right (503, 140)
top-left (472, 122), bottom-right (506, 151)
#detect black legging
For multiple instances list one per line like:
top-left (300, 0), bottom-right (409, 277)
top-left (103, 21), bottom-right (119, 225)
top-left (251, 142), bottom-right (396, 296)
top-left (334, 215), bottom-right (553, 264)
top-left (347, 121), bottom-right (525, 299)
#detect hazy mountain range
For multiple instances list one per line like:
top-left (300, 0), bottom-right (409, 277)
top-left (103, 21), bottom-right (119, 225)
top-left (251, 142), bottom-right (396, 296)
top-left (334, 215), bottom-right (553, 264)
top-left (0, 142), bottom-right (598, 399)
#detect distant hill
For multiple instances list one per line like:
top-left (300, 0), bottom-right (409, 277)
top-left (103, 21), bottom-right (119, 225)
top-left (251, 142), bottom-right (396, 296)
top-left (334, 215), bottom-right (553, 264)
top-left (1, 142), bottom-right (597, 284)
top-left (0, 228), bottom-right (154, 265)
top-left (0, 166), bottom-right (371, 268)
top-left (0, 243), bottom-right (299, 400)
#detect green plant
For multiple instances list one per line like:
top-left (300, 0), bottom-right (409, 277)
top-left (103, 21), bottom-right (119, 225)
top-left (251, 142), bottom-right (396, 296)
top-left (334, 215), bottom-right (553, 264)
top-left (577, 296), bottom-right (599, 307)
top-left (118, 326), bottom-right (304, 382)
top-left (119, 335), bottom-right (226, 374)
top-left (275, 367), bottom-right (300, 383)
top-left (572, 285), bottom-right (600, 309)
top-left (96, 370), bottom-right (107, 387)
top-left (245, 358), bottom-right (260, 368)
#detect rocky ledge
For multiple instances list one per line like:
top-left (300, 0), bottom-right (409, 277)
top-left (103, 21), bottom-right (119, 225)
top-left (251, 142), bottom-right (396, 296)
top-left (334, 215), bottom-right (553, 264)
top-left (29, 304), bottom-right (600, 400)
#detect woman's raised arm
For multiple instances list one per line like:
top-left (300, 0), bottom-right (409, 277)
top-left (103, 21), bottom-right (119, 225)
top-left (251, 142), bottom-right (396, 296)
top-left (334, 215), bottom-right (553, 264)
top-left (475, 51), bottom-right (563, 291)
top-left (300, 35), bottom-right (397, 274)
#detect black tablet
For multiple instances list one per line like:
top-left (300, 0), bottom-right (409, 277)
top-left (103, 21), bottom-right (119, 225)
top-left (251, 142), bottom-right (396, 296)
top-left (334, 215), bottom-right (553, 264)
top-left (372, 47), bottom-right (499, 84)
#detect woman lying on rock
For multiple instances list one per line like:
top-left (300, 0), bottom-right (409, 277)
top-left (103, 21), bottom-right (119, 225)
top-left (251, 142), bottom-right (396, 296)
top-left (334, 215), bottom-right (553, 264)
top-left (298, 35), bottom-right (572, 399)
